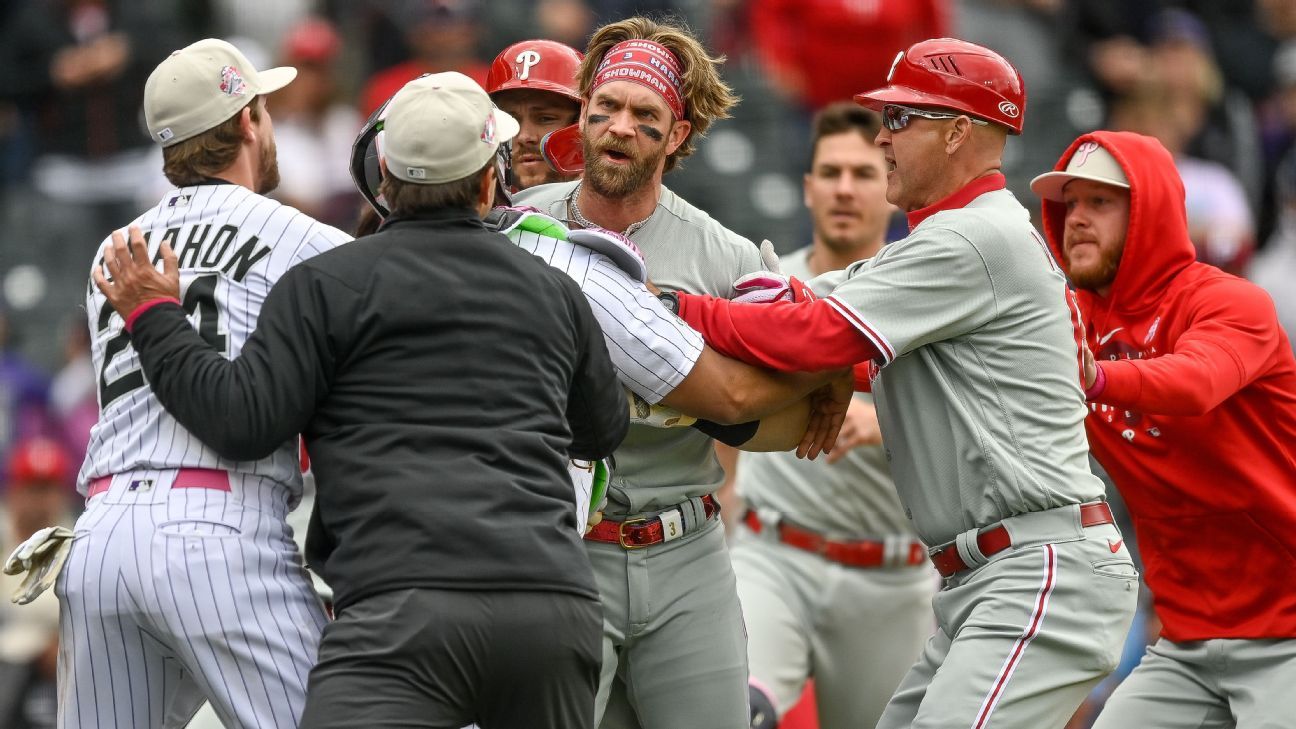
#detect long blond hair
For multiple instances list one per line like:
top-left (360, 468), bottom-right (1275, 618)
top-left (578, 17), bottom-right (739, 172)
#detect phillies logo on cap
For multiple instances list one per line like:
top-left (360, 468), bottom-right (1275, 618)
top-left (1072, 140), bottom-right (1100, 167)
top-left (219, 65), bottom-right (247, 97)
top-left (516, 49), bottom-right (541, 80)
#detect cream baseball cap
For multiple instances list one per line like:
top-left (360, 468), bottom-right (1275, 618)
top-left (381, 72), bottom-right (519, 184)
top-left (144, 38), bottom-right (297, 147)
top-left (1030, 140), bottom-right (1130, 202)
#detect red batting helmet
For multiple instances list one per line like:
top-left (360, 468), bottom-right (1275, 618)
top-left (487, 40), bottom-right (583, 102)
top-left (6, 437), bottom-right (71, 487)
top-left (854, 38), bottom-right (1026, 135)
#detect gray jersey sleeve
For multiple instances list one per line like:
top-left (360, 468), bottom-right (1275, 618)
top-left (827, 228), bottom-right (998, 364)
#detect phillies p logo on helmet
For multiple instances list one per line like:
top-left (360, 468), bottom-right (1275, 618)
top-left (515, 49), bottom-right (541, 80)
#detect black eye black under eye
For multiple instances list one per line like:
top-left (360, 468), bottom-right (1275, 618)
top-left (588, 114), bottom-right (610, 124)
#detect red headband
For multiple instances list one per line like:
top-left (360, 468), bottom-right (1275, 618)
top-left (591, 40), bottom-right (685, 119)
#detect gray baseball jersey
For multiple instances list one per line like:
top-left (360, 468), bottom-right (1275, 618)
top-left (514, 180), bottom-right (762, 728)
top-left (59, 184), bottom-right (347, 729)
top-left (797, 185), bottom-right (1134, 729)
top-left (734, 246), bottom-right (935, 729)
top-left (809, 189), bottom-right (1105, 546)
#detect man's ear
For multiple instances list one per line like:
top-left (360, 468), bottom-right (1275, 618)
top-left (240, 106), bottom-right (256, 144)
top-left (945, 117), bottom-right (974, 155)
top-left (666, 119), bottom-right (691, 155)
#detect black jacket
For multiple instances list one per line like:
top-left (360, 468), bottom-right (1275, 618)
top-left (129, 206), bottom-right (627, 610)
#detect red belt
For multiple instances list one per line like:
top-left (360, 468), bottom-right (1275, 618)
top-left (929, 502), bottom-right (1115, 578)
top-left (86, 468), bottom-right (231, 499)
top-left (585, 495), bottom-right (719, 549)
top-left (743, 510), bottom-right (927, 568)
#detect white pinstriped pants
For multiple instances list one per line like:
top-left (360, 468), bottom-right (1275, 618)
top-left (55, 475), bottom-right (328, 729)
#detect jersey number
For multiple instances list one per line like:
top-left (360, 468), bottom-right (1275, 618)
top-left (97, 274), bottom-right (227, 409)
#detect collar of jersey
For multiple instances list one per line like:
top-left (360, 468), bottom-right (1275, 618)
top-left (905, 172), bottom-right (1007, 231)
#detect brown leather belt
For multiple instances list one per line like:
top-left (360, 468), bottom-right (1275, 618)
top-left (929, 502), bottom-right (1115, 577)
top-left (585, 495), bottom-right (719, 549)
top-left (743, 509), bottom-right (927, 568)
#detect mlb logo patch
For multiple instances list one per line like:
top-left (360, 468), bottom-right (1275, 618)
top-left (481, 113), bottom-right (496, 144)
top-left (157, 127), bottom-right (174, 142)
top-left (128, 479), bottom-right (155, 492)
top-left (406, 167), bottom-right (427, 179)
top-left (219, 65), bottom-right (247, 97)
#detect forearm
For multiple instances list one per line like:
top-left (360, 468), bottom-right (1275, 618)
top-left (739, 399), bottom-right (811, 452)
top-left (1090, 343), bottom-right (1242, 416)
top-left (675, 293), bottom-right (881, 372)
top-left (130, 304), bottom-right (315, 461)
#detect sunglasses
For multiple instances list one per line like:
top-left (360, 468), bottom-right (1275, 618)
top-left (881, 104), bottom-right (990, 132)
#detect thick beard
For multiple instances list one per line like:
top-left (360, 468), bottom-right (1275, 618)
top-left (256, 137), bottom-right (280, 195)
top-left (1068, 247), bottom-right (1122, 291)
top-left (582, 135), bottom-right (663, 199)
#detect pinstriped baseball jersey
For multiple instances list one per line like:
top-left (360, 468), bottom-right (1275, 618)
top-left (515, 181), bottom-right (762, 515)
top-left (504, 214), bottom-right (704, 404)
top-left (736, 247), bottom-right (915, 538)
top-left (808, 189), bottom-right (1104, 545)
top-left (78, 183), bottom-right (351, 498)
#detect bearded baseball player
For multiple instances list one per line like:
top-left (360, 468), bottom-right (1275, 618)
top-left (664, 38), bottom-right (1140, 728)
top-left (46, 39), bottom-right (349, 729)
top-left (512, 17), bottom-right (849, 728)
top-left (1032, 131), bottom-right (1296, 729)
top-left (719, 103), bottom-right (937, 729)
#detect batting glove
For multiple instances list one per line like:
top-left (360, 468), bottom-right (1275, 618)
top-left (4, 526), bottom-right (75, 605)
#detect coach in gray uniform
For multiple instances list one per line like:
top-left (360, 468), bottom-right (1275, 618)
top-left (514, 17), bottom-right (842, 729)
top-left (92, 72), bottom-right (626, 729)
top-left (669, 39), bottom-right (1139, 729)
top-left (721, 103), bottom-right (936, 729)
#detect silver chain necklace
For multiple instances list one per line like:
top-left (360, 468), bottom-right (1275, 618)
top-left (567, 182), bottom-right (655, 236)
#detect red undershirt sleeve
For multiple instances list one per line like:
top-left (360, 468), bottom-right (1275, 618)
top-left (675, 292), bottom-right (883, 372)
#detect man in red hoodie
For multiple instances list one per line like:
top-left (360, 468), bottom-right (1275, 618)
top-left (1032, 131), bottom-right (1296, 728)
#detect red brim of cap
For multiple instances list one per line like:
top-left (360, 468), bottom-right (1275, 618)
top-left (492, 80), bottom-right (582, 104)
top-left (853, 86), bottom-right (962, 113)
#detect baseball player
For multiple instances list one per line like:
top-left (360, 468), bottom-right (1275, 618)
top-left (1031, 131), bottom-right (1296, 728)
top-left (487, 39), bottom-right (583, 191)
top-left (721, 103), bottom-right (936, 729)
top-left (662, 38), bottom-right (1140, 728)
top-left (511, 18), bottom-right (853, 728)
top-left (56, 39), bottom-right (348, 729)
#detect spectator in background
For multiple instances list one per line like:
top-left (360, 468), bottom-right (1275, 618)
top-left (748, 0), bottom-right (948, 111)
top-left (1110, 85), bottom-right (1256, 276)
top-left (1251, 151), bottom-right (1296, 351)
top-left (0, 438), bottom-right (75, 729)
top-left (48, 313), bottom-right (96, 462)
top-left (1148, 9), bottom-right (1263, 220)
top-left (0, 311), bottom-right (54, 480)
top-left (0, 0), bottom-right (178, 260)
top-left (269, 17), bottom-right (363, 229)
top-left (358, 0), bottom-right (489, 116)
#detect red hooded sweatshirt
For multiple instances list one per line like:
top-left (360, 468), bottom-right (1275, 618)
top-left (1041, 131), bottom-right (1296, 641)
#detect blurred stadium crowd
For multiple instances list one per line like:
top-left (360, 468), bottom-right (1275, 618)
top-left (0, 0), bottom-right (1294, 727)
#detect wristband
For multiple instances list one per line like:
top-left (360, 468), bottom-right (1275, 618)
top-left (125, 297), bottom-right (182, 333)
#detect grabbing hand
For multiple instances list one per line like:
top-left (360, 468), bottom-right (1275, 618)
top-left (826, 398), bottom-right (882, 464)
top-left (92, 225), bottom-right (180, 325)
top-left (797, 372), bottom-right (853, 460)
